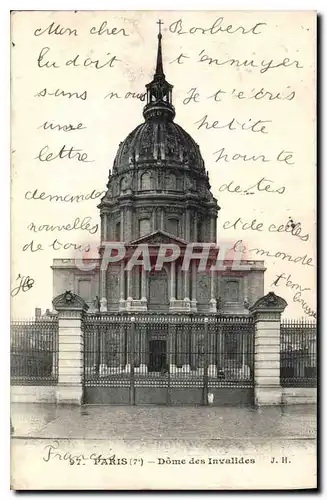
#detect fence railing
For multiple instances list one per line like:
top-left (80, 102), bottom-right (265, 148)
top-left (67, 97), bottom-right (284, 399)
top-left (11, 318), bottom-right (59, 385)
top-left (10, 314), bottom-right (317, 390)
top-left (83, 314), bottom-right (255, 388)
top-left (280, 319), bottom-right (317, 387)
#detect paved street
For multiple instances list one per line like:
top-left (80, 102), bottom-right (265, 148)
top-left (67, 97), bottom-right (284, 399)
top-left (11, 403), bottom-right (316, 440)
top-left (10, 404), bottom-right (317, 490)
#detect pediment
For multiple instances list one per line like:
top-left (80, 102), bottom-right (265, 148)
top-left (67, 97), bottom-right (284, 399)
top-left (53, 291), bottom-right (89, 311)
top-left (250, 292), bottom-right (287, 312)
top-left (129, 230), bottom-right (188, 246)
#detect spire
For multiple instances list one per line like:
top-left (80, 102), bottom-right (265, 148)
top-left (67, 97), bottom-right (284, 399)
top-left (143, 20), bottom-right (175, 121)
top-left (155, 20), bottom-right (164, 78)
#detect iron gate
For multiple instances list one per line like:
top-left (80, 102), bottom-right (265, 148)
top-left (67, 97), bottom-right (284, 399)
top-left (83, 314), bottom-right (254, 406)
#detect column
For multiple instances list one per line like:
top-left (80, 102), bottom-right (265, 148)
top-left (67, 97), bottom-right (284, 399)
top-left (160, 208), bottom-right (164, 230)
top-left (120, 208), bottom-right (124, 241)
top-left (107, 214), bottom-right (112, 241)
top-left (185, 210), bottom-right (191, 241)
top-left (100, 267), bottom-right (107, 312)
top-left (250, 291), bottom-right (287, 406)
top-left (210, 216), bottom-right (216, 242)
top-left (53, 292), bottom-right (89, 405)
top-left (103, 213), bottom-right (109, 241)
top-left (181, 212), bottom-right (185, 240)
top-left (193, 214), bottom-right (198, 242)
top-left (183, 267), bottom-right (190, 310)
top-left (152, 209), bottom-right (156, 232)
top-left (209, 268), bottom-right (217, 313)
top-left (243, 274), bottom-right (249, 311)
top-left (127, 269), bottom-right (132, 302)
top-left (126, 207), bottom-right (132, 242)
top-left (100, 214), bottom-right (105, 243)
top-left (191, 260), bottom-right (197, 311)
top-left (141, 266), bottom-right (147, 301)
top-left (177, 264), bottom-right (182, 300)
top-left (119, 260), bottom-right (125, 309)
top-left (170, 261), bottom-right (176, 302)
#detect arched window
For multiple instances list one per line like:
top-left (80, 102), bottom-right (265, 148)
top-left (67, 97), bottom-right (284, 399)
top-left (140, 171), bottom-right (152, 191)
top-left (139, 218), bottom-right (151, 237)
top-left (225, 280), bottom-right (240, 302)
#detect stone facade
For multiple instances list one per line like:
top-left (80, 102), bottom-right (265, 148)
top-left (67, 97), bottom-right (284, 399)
top-left (52, 29), bottom-right (266, 315)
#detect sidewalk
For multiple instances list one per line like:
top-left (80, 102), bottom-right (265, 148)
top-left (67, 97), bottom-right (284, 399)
top-left (11, 403), bottom-right (316, 441)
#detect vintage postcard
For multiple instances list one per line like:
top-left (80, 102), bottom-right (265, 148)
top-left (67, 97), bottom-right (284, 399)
top-left (10, 10), bottom-right (317, 490)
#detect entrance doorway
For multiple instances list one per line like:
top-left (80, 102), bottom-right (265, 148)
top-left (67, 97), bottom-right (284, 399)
top-left (148, 340), bottom-right (167, 372)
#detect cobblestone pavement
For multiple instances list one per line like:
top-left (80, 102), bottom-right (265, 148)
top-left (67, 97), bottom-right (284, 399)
top-left (11, 403), bottom-right (316, 440)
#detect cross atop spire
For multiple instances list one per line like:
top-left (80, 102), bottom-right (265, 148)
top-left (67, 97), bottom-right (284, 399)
top-left (157, 19), bottom-right (163, 36)
top-left (155, 19), bottom-right (164, 77)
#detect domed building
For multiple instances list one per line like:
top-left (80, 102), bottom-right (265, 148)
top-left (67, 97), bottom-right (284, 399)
top-left (52, 27), bottom-right (265, 317)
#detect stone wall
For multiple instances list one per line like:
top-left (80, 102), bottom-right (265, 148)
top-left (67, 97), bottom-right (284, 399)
top-left (282, 387), bottom-right (317, 404)
top-left (11, 386), bottom-right (57, 403)
top-left (11, 385), bottom-right (317, 405)
top-left (248, 270), bottom-right (265, 307)
top-left (52, 261), bottom-right (99, 311)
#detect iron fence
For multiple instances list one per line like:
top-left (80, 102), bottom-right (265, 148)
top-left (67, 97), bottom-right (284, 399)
top-left (280, 319), bottom-right (317, 387)
top-left (84, 314), bottom-right (255, 390)
top-left (11, 318), bottom-right (59, 385)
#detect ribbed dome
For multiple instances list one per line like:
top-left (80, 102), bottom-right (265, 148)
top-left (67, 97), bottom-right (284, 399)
top-left (113, 120), bottom-right (205, 173)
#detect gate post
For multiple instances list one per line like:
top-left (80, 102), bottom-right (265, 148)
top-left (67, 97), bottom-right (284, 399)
top-left (249, 292), bottom-right (287, 406)
top-left (53, 291), bottom-right (89, 405)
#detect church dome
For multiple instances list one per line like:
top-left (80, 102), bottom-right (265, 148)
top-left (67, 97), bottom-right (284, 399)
top-left (99, 22), bottom-right (219, 246)
top-left (113, 120), bottom-right (205, 173)
top-left (112, 25), bottom-right (205, 176)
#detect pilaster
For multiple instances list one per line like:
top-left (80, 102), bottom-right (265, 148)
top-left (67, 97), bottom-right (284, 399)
top-left (191, 260), bottom-right (197, 312)
top-left (209, 269), bottom-right (217, 313)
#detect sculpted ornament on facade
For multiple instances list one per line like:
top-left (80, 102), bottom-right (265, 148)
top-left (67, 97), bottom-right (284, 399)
top-left (53, 291), bottom-right (89, 310)
top-left (120, 173), bottom-right (132, 191)
top-left (250, 291), bottom-right (288, 311)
